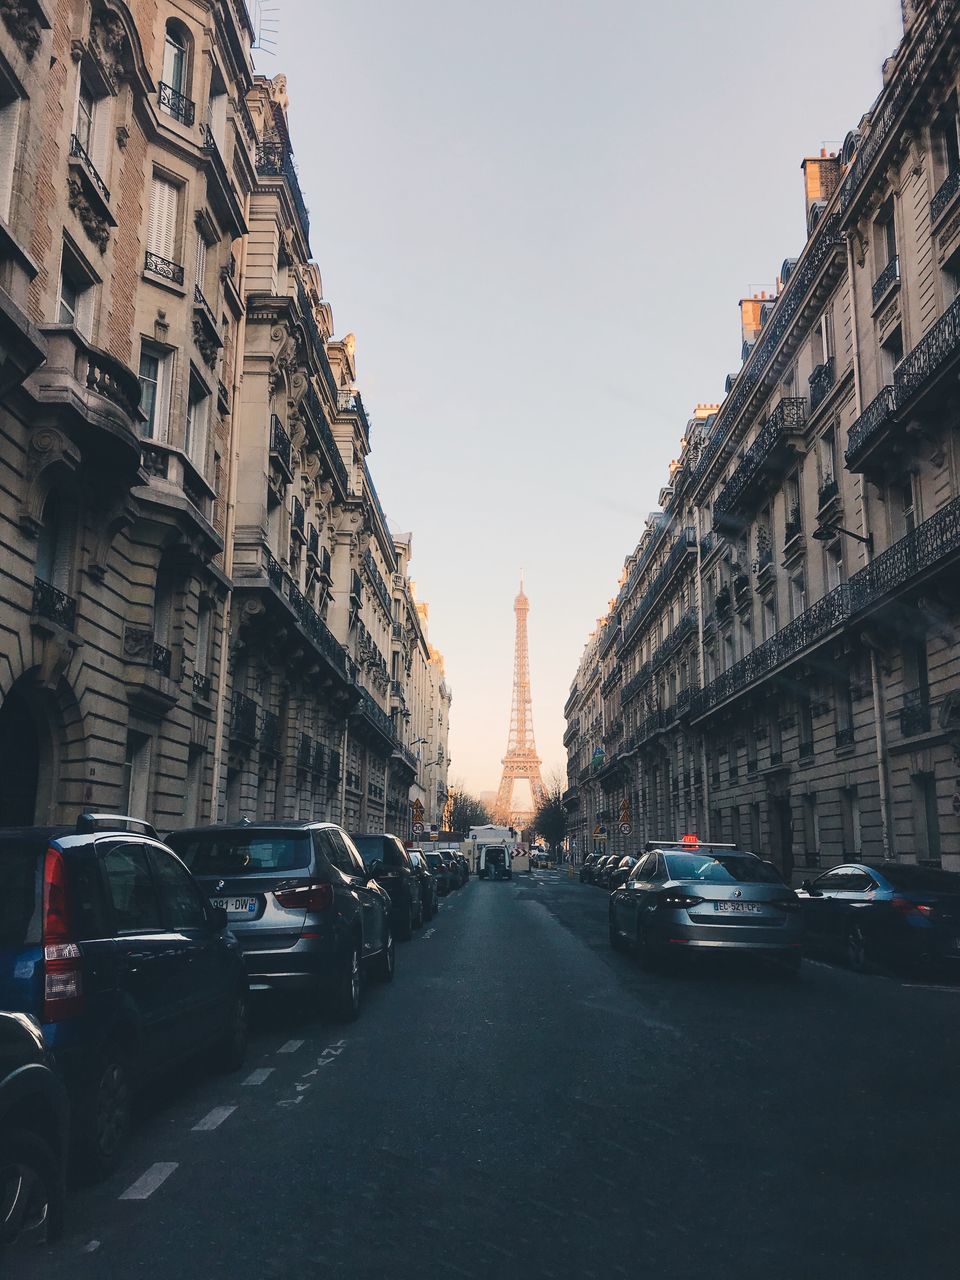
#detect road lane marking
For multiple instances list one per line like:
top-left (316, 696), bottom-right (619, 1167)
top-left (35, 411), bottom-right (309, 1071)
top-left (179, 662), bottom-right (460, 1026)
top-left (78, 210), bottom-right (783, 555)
top-left (903, 983), bottom-right (960, 993)
top-left (295, 1082), bottom-right (311, 1093)
top-left (278, 1039), bottom-right (304, 1053)
top-left (120, 1162), bottom-right (178, 1201)
top-left (192, 1105), bottom-right (237, 1131)
top-left (243, 1067), bottom-right (275, 1086)
top-left (277, 1096), bottom-right (305, 1107)
top-left (82, 1241), bottom-right (101, 1253)
top-left (420, 928), bottom-right (436, 940)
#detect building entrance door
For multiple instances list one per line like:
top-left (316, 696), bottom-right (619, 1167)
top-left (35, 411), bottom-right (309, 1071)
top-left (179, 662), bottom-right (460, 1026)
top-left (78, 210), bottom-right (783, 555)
top-left (0, 688), bottom-right (40, 824)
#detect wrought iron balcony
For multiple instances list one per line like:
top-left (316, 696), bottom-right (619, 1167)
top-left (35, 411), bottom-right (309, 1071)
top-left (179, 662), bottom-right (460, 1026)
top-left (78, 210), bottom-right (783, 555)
top-left (600, 664), bottom-right (622, 698)
top-left (652, 609), bottom-right (697, 669)
top-left (733, 574), bottom-right (751, 610)
top-left (291, 496), bottom-right (305, 539)
top-left (621, 661), bottom-right (652, 706)
top-left (715, 584), bottom-right (732, 620)
top-left (265, 552), bottom-right (283, 589)
top-left (144, 251), bottom-right (184, 285)
top-left (784, 507), bottom-right (802, 545)
top-left (192, 671), bottom-right (211, 701)
top-left (231, 692), bottom-right (259, 743)
top-left (256, 142), bottom-right (309, 238)
top-left (151, 642), bottom-right (171, 677)
top-left (809, 358), bottom-right (835, 411)
top-left (350, 570), bottom-right (363, 606)
top-left (931, 167), bottom-right (960, 223)
top-left (817, 477), bottom-right (839, 509)
top-left (318, 546), bottom-right (332, 581)
top-left (288, 580), bottom-right (305, 618)
top-left (297, 732), bottom-right (313, 770)
top-left (563, 718), bottom-right (580, 746)
top-left (845, 386), bottom-right (896, 469)
top-left (32, 578), bottom-right (76, 631)
top-left (261, 710), bottom-right (280, 755)
top-left (307, 524), bottom-right (320, 561)
top-left (712, 399), bottom-right (805, 531)
top-left (353, 687), bottom-right (394, 742)
top-left (69, 133), bottom-right (110, 204)
top-left (270, 415), bottom-right (292, 479)
top-left (900, 690), bottom-right (931, 737)
top-left (798, 740), bottom-right (814, 761)
top-left (871, 256), bottom-right (900, 309)
top-left (158, 81), bottom-right (195, 125)
top-left (894, 292), bottom-right (960, 410)
top-left (363, 549), bottom-right (392, 616)
top-left (620, 528), bottom-right (697, 649)
top-left (311, 740), bottom-right (325, 774)
top-left (193, 285), bottom-right (219, 335)
top-left (691, 495), bottom-right (960, 721)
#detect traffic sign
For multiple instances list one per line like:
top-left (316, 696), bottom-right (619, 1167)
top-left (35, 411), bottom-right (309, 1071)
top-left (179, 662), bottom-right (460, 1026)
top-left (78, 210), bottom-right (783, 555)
top-left (411, 800), bottom-right (425, 820)
top-left (618, 822), bottom-right (633, 836)
top-left (593, 824), bottom-right (607, 839)
top-left (412, 822), bottom-right (424, 835)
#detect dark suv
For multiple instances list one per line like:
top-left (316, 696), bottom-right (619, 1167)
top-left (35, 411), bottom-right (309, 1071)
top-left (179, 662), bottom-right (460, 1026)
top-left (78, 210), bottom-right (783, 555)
top-left (350, 834), bottom-right (423, 938)
top-left (0, 1010), bottom-right (69, 1256)
top-left (0, 815), bottom-right (248, 1179)
top-left (167, 821), bottom-right (395, 1022)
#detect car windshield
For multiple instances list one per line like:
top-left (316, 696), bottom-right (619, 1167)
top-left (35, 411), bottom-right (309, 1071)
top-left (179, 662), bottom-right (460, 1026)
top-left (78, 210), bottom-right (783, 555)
top-left (168, 832), bottom-right (313, 875)
top-left (351, 836), bottom-right (406, 868)
top-left (875, 864), bottom-right (960, 892)
top-left (663, 853), bottom-right (783, 884)
top-left (0, 843), bottom-right (41, 947)
top-left (425, 853), bottom-right (443, 867)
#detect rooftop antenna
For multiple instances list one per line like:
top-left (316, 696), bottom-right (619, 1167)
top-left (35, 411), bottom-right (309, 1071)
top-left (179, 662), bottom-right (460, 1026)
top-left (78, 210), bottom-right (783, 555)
top-left (251, 1), bottom-right (280, 57)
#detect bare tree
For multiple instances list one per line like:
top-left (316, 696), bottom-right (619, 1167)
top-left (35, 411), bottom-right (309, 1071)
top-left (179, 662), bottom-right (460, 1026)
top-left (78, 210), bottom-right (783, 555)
top-left (446, 780), bottom-right (492, 836)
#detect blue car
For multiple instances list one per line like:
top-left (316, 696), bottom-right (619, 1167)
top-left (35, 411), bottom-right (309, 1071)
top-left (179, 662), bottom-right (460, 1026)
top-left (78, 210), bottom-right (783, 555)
top-left (0, 815), bottom-right (248, 1179)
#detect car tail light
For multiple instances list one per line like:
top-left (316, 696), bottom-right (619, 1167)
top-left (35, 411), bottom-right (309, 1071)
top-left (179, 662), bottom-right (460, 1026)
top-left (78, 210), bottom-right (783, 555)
top-left (891, 897), bottom-right (934, 918)
top-left (275, 883), bottom-right (334, 913)
top-left (41, 847), bottom-right (83, 1022)
top-left (659, 892), bottom-right (703, 909)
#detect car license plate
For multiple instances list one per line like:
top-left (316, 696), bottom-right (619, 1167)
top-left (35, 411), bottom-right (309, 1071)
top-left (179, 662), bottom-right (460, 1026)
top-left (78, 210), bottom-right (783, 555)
top-left (210, 896), bottom-right (258, 917)
top-left (714, 901), bottom-right (762, 914)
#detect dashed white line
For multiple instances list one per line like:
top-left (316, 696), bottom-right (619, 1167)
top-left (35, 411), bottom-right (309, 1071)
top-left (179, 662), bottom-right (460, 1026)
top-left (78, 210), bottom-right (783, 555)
top-left (243, 1067), bottom-right (275, 1086)
top-left (902, 983), bottom-right (960, 993)
top-left (278, 1038), bottom-right (304, 1054)
top-left (192, 1105), bottom-right (237, 1132)
top-left (120, 1162), bottom-right (178, 1201)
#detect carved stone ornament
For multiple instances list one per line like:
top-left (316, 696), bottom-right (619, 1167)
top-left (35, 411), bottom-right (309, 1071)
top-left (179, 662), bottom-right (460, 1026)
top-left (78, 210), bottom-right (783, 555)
top-left (68, 178), bottom-right (110, 254)
top-left (0, 0), bottom-right (46, 60)
top-left (89, 9), bottom-right (128, 92)
top-left (192, 317), bottom-right (219, 369)
top-left (115, 124), bottom-right (129, 150)
top-left (21, 428), bottom-right (81, 535)
top-left (122, 625), bottom-right (154, 660)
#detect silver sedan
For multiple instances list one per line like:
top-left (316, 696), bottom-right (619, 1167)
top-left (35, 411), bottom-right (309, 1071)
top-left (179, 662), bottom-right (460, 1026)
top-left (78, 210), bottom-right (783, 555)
top-left (608, 843), bottom-right (803, 970)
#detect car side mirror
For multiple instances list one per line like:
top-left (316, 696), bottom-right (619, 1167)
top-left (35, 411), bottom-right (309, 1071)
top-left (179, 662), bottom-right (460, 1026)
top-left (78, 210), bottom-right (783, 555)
top-left (800, 880), bottom-right (819, 895)
top-left (209, 905), bottom-right (229, 931)
top-left (367, 859), bottom-right (383, 879)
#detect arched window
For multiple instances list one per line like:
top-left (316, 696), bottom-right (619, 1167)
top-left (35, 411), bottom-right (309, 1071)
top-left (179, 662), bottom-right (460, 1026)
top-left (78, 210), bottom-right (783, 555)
top-left (35, 496), bottom-right (75, 594)
top-left (162, 24), bottom-right (187, 94)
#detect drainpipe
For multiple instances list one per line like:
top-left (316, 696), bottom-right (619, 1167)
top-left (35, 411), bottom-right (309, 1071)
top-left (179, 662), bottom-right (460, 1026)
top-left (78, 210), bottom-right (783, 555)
top-left (338, 718), bottom-right (348, 826)
top-left (845, 232), bottom-right (893, 860)
top-left (208, 188), bottom-right (252, 821)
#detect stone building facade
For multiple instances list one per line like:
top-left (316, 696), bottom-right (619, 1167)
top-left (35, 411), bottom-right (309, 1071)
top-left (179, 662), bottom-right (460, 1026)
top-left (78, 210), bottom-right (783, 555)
top-left (0, 4), bottom-right (449, 835)
top-left (565, 1), bottom-right (960, 876)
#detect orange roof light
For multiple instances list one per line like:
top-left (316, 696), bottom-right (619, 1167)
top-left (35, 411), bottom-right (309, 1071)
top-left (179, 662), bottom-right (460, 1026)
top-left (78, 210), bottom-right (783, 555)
top-left (680, 833), bottom-right (700, 848)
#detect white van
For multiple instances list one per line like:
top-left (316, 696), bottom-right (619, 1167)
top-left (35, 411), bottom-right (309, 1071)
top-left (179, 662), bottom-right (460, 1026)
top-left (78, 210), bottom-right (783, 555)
top-left (478, 844), bottom-right (512, 880)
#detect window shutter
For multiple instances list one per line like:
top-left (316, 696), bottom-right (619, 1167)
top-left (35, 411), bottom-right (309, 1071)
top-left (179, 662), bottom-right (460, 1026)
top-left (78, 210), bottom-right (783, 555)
top-left (195, 232), bottom-right (207, 297)
top-left (148, 176), bottom-right (179, 261)
top-left (0, 99), bottom-right (21, 222)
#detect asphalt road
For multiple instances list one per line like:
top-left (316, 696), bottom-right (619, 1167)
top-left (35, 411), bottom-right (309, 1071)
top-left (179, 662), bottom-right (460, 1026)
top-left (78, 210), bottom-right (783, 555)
top-left (16, 871), bottom-right (960, 1280)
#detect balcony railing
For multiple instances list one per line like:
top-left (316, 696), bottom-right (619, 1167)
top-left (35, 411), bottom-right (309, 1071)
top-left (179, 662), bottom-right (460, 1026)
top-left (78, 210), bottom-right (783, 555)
top-left (350, 570), bottom-right (362, 606)
top-left (621, 661), bottom-right (652, 706)
top-left (297, 732), bottom-right (313, 770)
top-left (288, 580), bottom-right (305, 617)
top-left (270, 415), bottom-right (292, 478)
top-left (307, 524), bottom-right (319, 560)
top-left (32, 578), bottom-right (76, 631)
top-left (256, 142), bottom-right (310, 238)
top-left (871, 255), bottom-right (900, 308)
top-left (894, 292), bottom-right (960, 408)
top-left (152, 642), bottom-right (171, 677)
top-left (318, 546), bottom-right (332, 581)
top-left (652, 609), bottom-right (697, 669)
top-left (809, 358), bottom-right (835, 411)
top-left (363, 549), bottom-right (393, 616)
top-left (261, 710), bottom-right (279, 755)
top-left (691, 495), bottom-right (960, 721)
top-left (715, 584), bottom-right (732, 620)
top-left (798, 740), bottom-right (814, 761)
top-left (845, 386), bottom-right (896, 467)
top-left (144, 251), bottom-right (184, 285)
top-left (784, 507), bottom-right (802, 544)
top-left (231, 692), bottom-right (259, 743)
top-left (193, 285), bottom-right (219, 334)
top-left (817, 477), bottom-right (839, 509)
top-left (620, 528), bottom-right (697, 649)
top-left (712, 399), bottom-right (805, 530)
top-left (900, 690), bottom-right (932, 737)
top-left (600, 664), bottom-right (622, 698)
top-left (158, 81), bottom-right (195, 126)
top-left (354, 687), bottom-right (394, 741)
top-left (291, 496), bottom-right (305, 538)
top-left (311, 740), bottom-right (325, 775)
top-left (931, 166), bottom-right (960, 223)
top-left (69, 133), bottom-right (110, 204)
top-left (265, 552), bottom-right (283, 589)
top-left (192, 671), bottom-right (211, 701)
top-left (302, 379), bottom-right (350, 494)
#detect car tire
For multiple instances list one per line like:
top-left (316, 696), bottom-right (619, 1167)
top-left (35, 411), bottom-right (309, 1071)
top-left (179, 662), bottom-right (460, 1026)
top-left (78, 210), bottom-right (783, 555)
top-left (635, 923), bottom-right (660, 972)
top-left (373, 929), bottom-right (395, 983)
top-left (0, 1128), bottom-right (65, 1249)
top-left (211, 990), bottom-right (249, 1073)
top-left (333, 942), bottom-right (362, 1022)
top-left (846, 924), bottom-right (868, 973)
top-left (398, 902), bottom-right (414, 942)
top-left (73, 1044), bottom-right (132, 1181)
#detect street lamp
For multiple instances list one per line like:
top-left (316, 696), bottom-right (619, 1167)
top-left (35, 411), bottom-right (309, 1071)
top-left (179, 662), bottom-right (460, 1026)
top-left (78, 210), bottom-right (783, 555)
top-left (811, 520), bottom-right (873, 551)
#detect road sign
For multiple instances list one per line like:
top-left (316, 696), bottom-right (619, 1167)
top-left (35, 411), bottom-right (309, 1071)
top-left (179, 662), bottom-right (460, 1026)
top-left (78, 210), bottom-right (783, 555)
top-left (412, 822), bottom-right (424, 835)
top-left (593, 824), bottom-right (607, 839)
top-left (411, 800), bottom-right (425, 821)
top-left (618, 822), bottom-right (633, 836)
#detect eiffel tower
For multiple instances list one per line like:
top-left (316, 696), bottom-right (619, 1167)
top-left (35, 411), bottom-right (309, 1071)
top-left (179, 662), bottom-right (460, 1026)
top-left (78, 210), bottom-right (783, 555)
top-left (494, 579), bottom-right (547, 828)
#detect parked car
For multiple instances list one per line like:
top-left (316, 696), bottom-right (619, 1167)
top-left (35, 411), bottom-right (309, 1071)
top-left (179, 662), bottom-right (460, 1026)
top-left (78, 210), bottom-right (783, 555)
top-left (453, 853), bottom-right (471, 885)
top-left (531, 851), bottom-right (551, 870)
top-left (579, 854), bottom-right (602, 884)
top-left (608, 855), bottom-right (638, 890)
top-left (350, 833), bottom-right (423, 938)
top-left (608, 840), bottom-right (803, 971)
top-left (407, 848), bottom-right (439, 920)
top-left (595, 855), bottom-right (619, 889)
top-left (0, 814), bottom-right (248, 1179)
top-left (424, 850), bottom-right (452, 895)
top-left (0, 1010), bottom-right (69, 1256)
top-left (442, 851), bottom-right (464, 889)
top-left (167, 821), bottom-right (394, 1024)
top-left (797, 861), bottom-right (960, 972)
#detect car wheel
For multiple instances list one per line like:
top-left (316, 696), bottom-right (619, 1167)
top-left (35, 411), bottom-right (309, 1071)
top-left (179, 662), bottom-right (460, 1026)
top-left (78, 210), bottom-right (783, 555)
top-left (373, 929), bottom-right (395, 983)
top-left (212, 990), bottom-right (249, 1072)
top-left (0, 1128), bottom-right (64, 1248)
top-left (635, 922), bottom-right (660, 972)
top-left (333, 942), bottom-right (362, 1022)
top-left (846, 924), bottom-right (868, 973)
top-left (74, 1046), bottom-right (132, 1181)
top-left (398, 902), bottom-right (414, 942)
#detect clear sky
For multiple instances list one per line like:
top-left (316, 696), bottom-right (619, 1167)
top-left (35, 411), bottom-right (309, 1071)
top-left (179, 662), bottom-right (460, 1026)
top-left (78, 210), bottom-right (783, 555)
top-left (262, 0), bottom-right (905, 796)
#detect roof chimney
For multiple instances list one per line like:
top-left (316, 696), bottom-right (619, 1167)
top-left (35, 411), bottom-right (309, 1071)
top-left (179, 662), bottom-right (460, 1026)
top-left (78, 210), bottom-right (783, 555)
top-left (801, 153), bottom-right (841, 217)
top-left (740, 295), bottom-right (764, 347)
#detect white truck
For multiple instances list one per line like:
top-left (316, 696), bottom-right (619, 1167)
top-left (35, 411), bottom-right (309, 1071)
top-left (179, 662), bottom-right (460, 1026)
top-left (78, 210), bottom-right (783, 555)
top-left (464, 825), bottom-right (529, 878)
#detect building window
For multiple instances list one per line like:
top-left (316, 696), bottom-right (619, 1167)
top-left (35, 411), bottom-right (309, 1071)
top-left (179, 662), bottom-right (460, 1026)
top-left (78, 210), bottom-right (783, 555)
top-left (895, 478), bottom-right (916, 538)
top-left (138, 342), bottom-right (171, 440)
top-left (75, 79), bottom-right (95, 154)
top-left (0, 84), bottom-right (22, 222)
top-left (147, 174), bottom-right (181, 273)
top-left (933, 94), bottom-right (960, 187)
top-left (784, 473), bottom-right (801, 541)
top-left (195, 229), bottom-right (208, 299)
top-left (875, 197), bottom-right (897, 272)
top-left (162, 24), bottom-right (189, 96)
top-left (802, 795), bottom-right (820, 867)
top-left (825, 542), bottom-right (844, 591)
top-left (798, 695), bottom-right (813, 758)
top-left (185, 374), bottom-right (210, 469)
top-left (881, 323), bottom-right (904, 383)
top-left (36, 495), bottom-right (76, 596)
top-left (790, 572), bottom-right (806, 620)
top-left (57, 242), bottom-right (96, 335)
top-left (749, 802), bottom-right (761, 851)
top-left (839, 786), bottom-right (861, 856)
top-left (912, 773), bottom-right (941, 865)
top-left (121, 731), bottom-right (152, 818)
